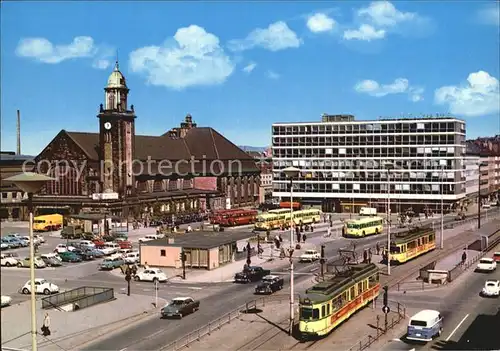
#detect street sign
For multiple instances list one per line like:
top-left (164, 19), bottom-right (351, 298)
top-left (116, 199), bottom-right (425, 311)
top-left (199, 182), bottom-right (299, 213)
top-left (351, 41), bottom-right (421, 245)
top-left (382, 305), bottom-right (390, 314)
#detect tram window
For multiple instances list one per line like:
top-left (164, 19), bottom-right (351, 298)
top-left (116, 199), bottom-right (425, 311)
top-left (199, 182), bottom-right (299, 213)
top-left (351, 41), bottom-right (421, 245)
top-left (422, 236), bottom-right (428, 244)
top-left (407, 241), bottom-right (417, 249)
top-left (390, 246), bottom-right (401, 253)
top-left (369, 274), bottom-right (378, 287)
top-left (300, 307), bottom-right (313, 320)
top-left (342, 291), bottom-right (348, 303)
top-left (312, 308), bottom-right (319, 319)
top-left (430, 234), bottom-right (435, 241)
top-left (358, 282), bottom-right (363, 293)
top-left (349, 287), bottom-right (355, 300)
top-left (332, 296), bottom-right (342, 310)
top-left (322, 305), bottom-right (326, 317)
top-left (326, 303), bottom-right (330, 315)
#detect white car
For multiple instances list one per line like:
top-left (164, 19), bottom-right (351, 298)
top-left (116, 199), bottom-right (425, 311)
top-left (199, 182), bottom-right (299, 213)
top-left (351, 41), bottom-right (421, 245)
top-left (0, 242), bottom-right (8, 250)
top-left (1, 253), bottom-right (19, 267)
top-left (134, 268), bottom-right (168, 282)
top-left (34, 235), bottom-right (46, 243)
top-left (299, 249), bottom-right (321, 262)
top-left (481, 280), bottom-right (500, 297)
top-left (1, 295), bottom-right (12, 307)
top-left (41, 253), bottom-right (62, 262)
top-left (54, 244), bottom-right (75, 253)
top-left (138, 235), bottom-right (160, 243)
top-left (21, 279), bottom-right (59, 295)
top-left (476, 258), bottom-right (497, 272)
top-left (20, 236), bottom-right (41, 245)
top-left (100, 242), bottom-right (120, 255)
top-left (124, 252), bottom-right (140, 264)
top-left (79, 240), bottom-right (95, 249)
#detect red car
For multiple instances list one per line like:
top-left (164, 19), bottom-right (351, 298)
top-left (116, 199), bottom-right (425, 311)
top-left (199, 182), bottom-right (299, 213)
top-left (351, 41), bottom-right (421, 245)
top-left (93, 239), bottom-right (105, 248)
top-left (493, 252), bottom-right (500, 263)
top-left (118, 241), bottom-right (132, 249)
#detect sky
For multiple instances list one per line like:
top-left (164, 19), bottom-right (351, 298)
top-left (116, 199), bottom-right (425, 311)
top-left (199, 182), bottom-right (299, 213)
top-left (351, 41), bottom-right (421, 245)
top-left (1, 1), bottom-right (499, 156)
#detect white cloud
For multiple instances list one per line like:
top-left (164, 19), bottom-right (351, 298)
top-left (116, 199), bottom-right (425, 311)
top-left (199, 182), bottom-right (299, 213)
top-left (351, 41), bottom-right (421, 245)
top-left (343, 24), bottom-right (386, 41)
top-left (267, 70), bottom-right (280, 80)
top-left (434, 71), bottom-right (500, 117)
top-left (307, 13), bottom-right (336, 33)
top-left (242, 62), bottom-right (257, 73)
top-left (228, 21), bottom-right (301, 52)
top-left (16, 36), bottom-right (96, 64)
top-left (476, 4), bottom-right (500, 26)
top-left (355, 77), bottom-right (424, 101)
top-left (129, 25), bottom-right (235, 90)
top-left (357, 1), bottom-right (416, 27)
top-left (92, 45), bottom-right (115, 70)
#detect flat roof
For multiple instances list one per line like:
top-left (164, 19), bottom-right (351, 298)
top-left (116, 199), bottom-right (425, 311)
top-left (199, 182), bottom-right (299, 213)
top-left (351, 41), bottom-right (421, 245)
top-left (272, 117), bottom-right (464, 126)
top-left (68, 214), bottom-right (123, 221)
top-left (143, 230), bottom-right (256, 249)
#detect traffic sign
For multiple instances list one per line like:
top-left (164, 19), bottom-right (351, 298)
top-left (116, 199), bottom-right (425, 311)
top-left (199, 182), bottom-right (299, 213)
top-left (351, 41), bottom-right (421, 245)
top-left (382, 305), bottom-right (390, 314)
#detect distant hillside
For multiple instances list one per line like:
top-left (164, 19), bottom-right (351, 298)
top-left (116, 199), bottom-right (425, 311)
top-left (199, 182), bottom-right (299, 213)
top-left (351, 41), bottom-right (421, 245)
top-left (238, 145), bottom-right (268, 152)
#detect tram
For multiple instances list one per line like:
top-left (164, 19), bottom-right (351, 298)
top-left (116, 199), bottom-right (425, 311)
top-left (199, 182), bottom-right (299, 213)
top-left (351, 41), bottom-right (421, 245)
top-left (298, 263), bottom-right (380, 337)
top-left (384, 226), bottom-right (436, 264)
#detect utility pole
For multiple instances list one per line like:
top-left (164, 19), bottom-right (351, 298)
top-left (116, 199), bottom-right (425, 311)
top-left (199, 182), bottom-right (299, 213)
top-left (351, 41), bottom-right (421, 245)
top-left (180, 249), bottom-right (187, 280)
top-left (382, 286), bottom-right (389, 332)
top-left (440, 167), bottom-right (444, 249)
top-left (386, 165), bottom-right (393, 276)
top-left (125, 265), bottom-right (131, 296)
top-left (478, 163), bottom-right (482, 229)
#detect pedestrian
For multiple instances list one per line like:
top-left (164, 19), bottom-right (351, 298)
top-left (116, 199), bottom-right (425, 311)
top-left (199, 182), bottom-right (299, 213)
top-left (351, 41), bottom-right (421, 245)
top-left (461, 250), bottom-right (467, 266)
top-left (310, 224), bottom-right (314, 232)
top-left (327, 227), bottom-right (331, 237)
top-left (363, 249), bottom-right (368, 264)
top-left (368, 248), bottom-right (372, 263)
top-left (279, 234), bottom-right (283, 243)
top-left (41, 312), bottom-right (51, 336)
top-left (329, 220), bottom-right (333, 228)
top-left (302, 233), bottom-right (307, 242)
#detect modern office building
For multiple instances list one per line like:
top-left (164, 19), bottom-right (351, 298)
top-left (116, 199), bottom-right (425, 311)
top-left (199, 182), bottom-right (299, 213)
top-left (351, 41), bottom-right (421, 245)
top-left (272, 114), bottom-right (467, 213)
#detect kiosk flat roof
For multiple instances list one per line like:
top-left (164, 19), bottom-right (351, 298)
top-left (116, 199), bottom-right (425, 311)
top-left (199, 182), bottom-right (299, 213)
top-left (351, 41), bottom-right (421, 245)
top-left (142, 230), bottom-right (256, 249)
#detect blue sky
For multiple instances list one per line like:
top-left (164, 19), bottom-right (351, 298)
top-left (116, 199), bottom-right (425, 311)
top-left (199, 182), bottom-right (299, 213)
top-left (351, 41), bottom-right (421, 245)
top-left (1, 1), bottom-right (499, 155)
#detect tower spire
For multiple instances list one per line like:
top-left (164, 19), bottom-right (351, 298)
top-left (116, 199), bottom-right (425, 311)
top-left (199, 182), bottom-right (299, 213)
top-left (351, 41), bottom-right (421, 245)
top-left (114, 50), bottom-right (119, 71)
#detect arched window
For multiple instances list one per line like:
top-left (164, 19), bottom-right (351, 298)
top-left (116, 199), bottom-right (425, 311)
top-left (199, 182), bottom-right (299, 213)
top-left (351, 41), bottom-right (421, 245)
top-left (45, 165), bottom-right (82, 195)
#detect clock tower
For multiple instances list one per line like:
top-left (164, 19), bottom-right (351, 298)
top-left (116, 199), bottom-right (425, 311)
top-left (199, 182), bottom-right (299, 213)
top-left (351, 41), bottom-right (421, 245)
top-left (98, 60), bottom-right (136, 196)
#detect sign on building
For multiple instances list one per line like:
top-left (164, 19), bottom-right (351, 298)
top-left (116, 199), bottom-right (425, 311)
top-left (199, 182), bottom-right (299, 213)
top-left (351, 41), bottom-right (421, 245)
top-left (92, 192), bottom-right (119, 201)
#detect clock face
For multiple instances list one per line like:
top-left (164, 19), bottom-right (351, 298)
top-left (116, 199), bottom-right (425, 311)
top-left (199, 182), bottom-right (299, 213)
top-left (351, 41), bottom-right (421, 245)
top-left (104, 122), bottom-right (112, 130)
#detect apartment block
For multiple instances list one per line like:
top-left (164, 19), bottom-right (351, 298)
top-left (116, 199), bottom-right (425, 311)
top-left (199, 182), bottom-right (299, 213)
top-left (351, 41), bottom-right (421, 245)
top-left (272, 114), bottom-right (467, 213)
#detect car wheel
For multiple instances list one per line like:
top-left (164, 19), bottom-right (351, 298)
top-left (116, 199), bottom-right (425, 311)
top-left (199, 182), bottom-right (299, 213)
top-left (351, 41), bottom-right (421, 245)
top-left (178, 313), bottom-right (183, 319)
top-left (34, 264), bottom-right (39, 269)
top-left (134, 276), bottom-right (140, 281)
top-left (22, 288), bottom-right (30, 294)
top-left (5, 262), bottom-right (11, 267)
top-left (17, 263), bottom-right (22, 268)
top-left (43, 289), bottom-right (51, 295)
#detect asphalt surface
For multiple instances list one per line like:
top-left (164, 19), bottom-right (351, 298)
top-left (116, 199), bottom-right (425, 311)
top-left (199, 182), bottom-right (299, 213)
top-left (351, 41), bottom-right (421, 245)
top-left (382, 255), bottom-right (500, 351)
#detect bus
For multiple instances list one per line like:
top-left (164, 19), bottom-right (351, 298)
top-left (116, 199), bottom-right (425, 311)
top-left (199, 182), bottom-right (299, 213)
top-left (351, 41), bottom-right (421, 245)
top-left (299, 263), bottom-right (380, 337)
top-left (33, 214), bottom-right (63, 232)
top-left (254, 209), bottom-right (321, 230)
top-left (344, 216), bottom-right (384, 238)
top-left (279, 201), bottom-right (301, 210)
top-left (209, 210), bottom-right (238, 224)
top-left (385, 227), bottom-right (436, 264)
top-left (216, 209), bottom-right (258, 227)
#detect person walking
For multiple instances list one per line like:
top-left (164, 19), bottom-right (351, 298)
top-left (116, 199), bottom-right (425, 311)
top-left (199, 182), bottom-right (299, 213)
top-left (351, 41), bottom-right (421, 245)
top-left (363, 249), bottom-right (368, 264)
top-left (376, 242), bottom-right (380, 255)
top-left (368, 248), bottom-right (373, 263)
top-left (327, 227), bottom-right (332, 237)
top-left (42, 312), bottom-right (51, 336)
top-left (461, 250), bottom-right (467, 266)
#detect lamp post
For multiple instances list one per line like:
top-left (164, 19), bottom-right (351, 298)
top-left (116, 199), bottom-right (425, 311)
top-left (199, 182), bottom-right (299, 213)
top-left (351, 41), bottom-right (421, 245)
top-left (385, 163), bottom-right (394, 276)
top-left (5, 172), bottom-right (53, 351)
top-left (440, 166), bottom-right (445, 250)
top-left (283, 166), bottom-right (300, 336)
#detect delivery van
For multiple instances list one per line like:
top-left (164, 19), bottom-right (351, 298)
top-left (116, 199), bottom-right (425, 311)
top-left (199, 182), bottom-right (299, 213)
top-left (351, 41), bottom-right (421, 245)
top-left (359, 207), bottom-right (377, 216)
top-left (33, 214), bottom-right (63, 232)
top-left (406, 309), bottom-right (443, 342)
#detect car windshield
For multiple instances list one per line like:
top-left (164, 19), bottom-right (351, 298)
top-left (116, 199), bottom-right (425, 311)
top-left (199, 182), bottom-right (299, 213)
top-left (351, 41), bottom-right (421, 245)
top-left (37, 280), bottom-right (48, 284)
top-left (262, 277), bottom-right (274, 283)
top-left (486, 283), bottom-right (496, 287)
top-left (171, 300), bottom-right (185, 305)
top-left (305, 251), bottom-right (315, 255)
top-left (480, 259), bottom-right (492, 264)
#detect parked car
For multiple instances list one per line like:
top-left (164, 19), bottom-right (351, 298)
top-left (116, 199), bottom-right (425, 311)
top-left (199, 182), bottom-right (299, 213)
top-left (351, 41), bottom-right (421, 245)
top-left (234, 266), bottom-right (271, 283)
top-left (33, 235), bottom-right (46, 243)
top-left (138, 235), bottom-right (160, 243)
top-left (100, 242), bottom-right (120, 255)
top-left (17, 257), bottom-right (46, 268)
top-left (9, 237), bottom-right (27, 248)
top-left (100, 255), bottom-right (125, 270)
top-left (117, 240), bottom-right (132, 249)
top-left (41, 253), bottom-right (62, 262)
top-left (1, 237), bottom-right (20, 249)
top-left (1, 242), bottom-right (9, 250)
top-left (41, 256), bottom-right (63, 267)
top-left (1, 253), bottom-right (19, 267)
top-left (481, 280), bottom-right (500, 297)
top-left (299, 249), bottom-right (321, 263)
top-left (54, 244), bottom-right (75, 253)
top-left (1, 295), bottom-right (12, 307)
top-left (86, 248), bottom-right (105, 258)
top-left (254, 275), bottom-right (284, 294)
top-left (118, 248), bottom-right (133, 257)
top-left (71, 248), bottom-right (95, 260)
top-left (134, 268), bottom-right (168, 282)
top-left (475, 258), bottom-right (497, 272)
top-left (161, 297), bottom-right (200, 319)
top-left (79, 240), bottom-right (96, 249)
top-left (21, 279), bottom-right (59, 295)
top-left (58, 251), bottom-right (82, 263)
top-left (492, 252), bottom-right (500, 263)
top-left (124, 252), bottom-right (140, 264)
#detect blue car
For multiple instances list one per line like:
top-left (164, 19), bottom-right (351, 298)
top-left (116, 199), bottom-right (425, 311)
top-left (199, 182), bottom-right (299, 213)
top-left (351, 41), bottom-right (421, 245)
top-left (2, 238), bottom-right (20, 249)
top-left (87, 248), bottom-right (105, 258)
top-left (10, 238), bottom-right (28, 248)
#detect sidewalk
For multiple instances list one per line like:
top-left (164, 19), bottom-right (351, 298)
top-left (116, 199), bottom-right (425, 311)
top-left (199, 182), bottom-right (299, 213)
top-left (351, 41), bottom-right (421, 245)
top-left (1, 292), bottom-right (164, 351)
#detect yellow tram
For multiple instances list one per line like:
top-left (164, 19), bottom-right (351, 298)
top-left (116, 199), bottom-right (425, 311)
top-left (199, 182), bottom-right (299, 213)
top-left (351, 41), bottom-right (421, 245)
top-left (299, 263), bottom-right (380, 337)
top-left (385, 226), bottom-right (436, 264)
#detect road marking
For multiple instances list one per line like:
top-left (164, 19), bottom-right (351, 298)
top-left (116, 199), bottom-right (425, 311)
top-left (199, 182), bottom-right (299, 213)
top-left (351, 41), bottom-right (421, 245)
top-left (309, 267), bottom-right (319, 272)
top-left (186, 287), bottom-right (202, 290)
top-left (445, 314), bottom-right (469, 341)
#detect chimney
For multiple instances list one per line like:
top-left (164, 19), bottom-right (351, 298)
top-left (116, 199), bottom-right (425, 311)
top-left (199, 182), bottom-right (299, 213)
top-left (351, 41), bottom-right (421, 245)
top-left (16, 110), bottom-right (21, 155)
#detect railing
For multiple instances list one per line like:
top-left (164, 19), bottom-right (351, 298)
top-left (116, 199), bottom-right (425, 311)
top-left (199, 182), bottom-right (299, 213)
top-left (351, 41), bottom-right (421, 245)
top-left (42, 286), bottom-right (114, 310)
top-left (346, 300), bottom-right (406, 351)
top-left (162, 294), bottom-right (298, 351)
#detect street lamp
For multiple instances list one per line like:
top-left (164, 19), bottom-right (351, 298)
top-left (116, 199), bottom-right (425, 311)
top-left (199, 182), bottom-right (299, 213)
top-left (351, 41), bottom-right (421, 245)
top-left (384, 163), bottom-right (394, 276)
top-left (283, 166), bottom-right (300, 336)
top-left (5, 172), bottom-right (54, 351)
top-left (440, 166), bottom-right (445, 250)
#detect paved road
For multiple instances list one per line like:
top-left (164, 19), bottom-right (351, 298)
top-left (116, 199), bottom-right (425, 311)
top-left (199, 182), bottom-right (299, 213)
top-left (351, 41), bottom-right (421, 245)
top-left (382, 255), bottom-right (500, 351)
